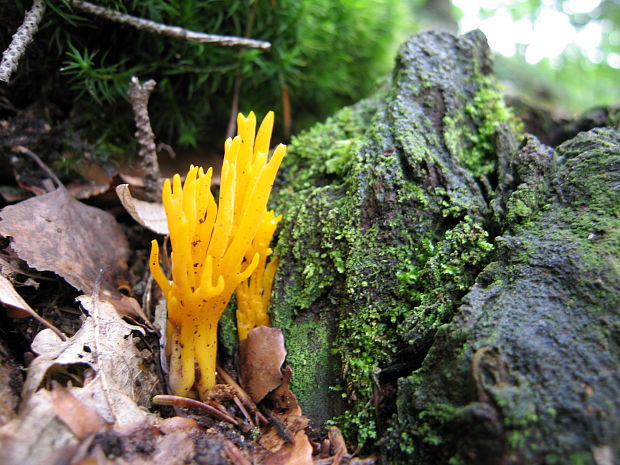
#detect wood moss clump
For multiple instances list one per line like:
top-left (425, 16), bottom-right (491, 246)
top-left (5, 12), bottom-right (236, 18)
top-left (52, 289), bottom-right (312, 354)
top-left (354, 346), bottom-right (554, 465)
top-left (270, 30), bottom-right (516, 444)
top-left (270, 29), bottom-right (620, 464)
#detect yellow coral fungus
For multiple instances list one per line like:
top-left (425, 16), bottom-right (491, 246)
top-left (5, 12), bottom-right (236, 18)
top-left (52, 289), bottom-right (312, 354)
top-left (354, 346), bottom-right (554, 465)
top-left (150, 111), bottom-right (285, 398)
top-left (235, 209), bottom-right (281, 340)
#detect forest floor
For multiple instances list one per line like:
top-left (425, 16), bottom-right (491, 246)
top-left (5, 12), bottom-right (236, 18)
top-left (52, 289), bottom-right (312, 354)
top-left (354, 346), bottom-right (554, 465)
top-left (0, 103), bottom-right (375, 465)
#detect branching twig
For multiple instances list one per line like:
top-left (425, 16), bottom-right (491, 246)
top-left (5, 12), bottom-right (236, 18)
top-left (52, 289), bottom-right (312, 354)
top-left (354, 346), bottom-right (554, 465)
top-left (127, 76), bottom-right (161, 202)
top-left (70, 0), bottom-right (271, 50)
top-left (0, 0), bottom-right (46, 83)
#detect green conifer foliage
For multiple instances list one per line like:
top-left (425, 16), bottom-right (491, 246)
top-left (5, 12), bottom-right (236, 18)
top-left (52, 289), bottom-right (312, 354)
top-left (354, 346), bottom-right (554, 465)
top-left (1, 0), bottom-right (417, 159)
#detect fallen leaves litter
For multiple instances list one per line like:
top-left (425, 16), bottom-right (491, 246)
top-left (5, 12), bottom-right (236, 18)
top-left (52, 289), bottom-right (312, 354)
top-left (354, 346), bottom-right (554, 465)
top-left (0, 339), bottom-right (20, 427)
top-left (256, 413), bottom-right (313, 465)
top-left (22, 296), bottom-right (158, 414)
top-left (0, 187), bottom-right (147, 321)
top-left (0, 296), bottom-right (159, 464)
top-left (269, 366), bottom-right (302, 415)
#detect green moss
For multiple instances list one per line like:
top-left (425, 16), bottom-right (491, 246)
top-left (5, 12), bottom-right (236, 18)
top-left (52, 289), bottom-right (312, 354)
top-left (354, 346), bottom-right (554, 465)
top-left (282, 315), bottom-right (337, 419)
top-left (282, 97), bottom-right (383, 192)
top-left (397, 215), bottom-right (494, 338)
top-left (443, 76), bottom-right (523, 180)
top-left (270, 31), bottom-right (548, 458)
top-left (568, 452), bottom-right (595, 465)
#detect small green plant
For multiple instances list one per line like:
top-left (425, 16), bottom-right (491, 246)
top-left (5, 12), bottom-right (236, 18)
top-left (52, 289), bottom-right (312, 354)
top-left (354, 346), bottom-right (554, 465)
top-left (61, 43), bottom-right (135, 104)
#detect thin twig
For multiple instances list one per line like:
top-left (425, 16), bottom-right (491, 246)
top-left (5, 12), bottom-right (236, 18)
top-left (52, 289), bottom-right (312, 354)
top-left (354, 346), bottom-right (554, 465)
top-left (217, 364), bottom-right (269, 425)
top-left (232, 395), bottom-right (254, 426)
top-left (11, 145), bottom-right (64, 190)
top-left (70, 0), bottom-right (271, 50)
top-left (0, 0), bottom-right (46, 83)
top-left (263, 408), bottom-right (294, 445)
top-left (152, 394), bottom-right (239, 426)
top-left (127, 77), bottom-right (161, 202)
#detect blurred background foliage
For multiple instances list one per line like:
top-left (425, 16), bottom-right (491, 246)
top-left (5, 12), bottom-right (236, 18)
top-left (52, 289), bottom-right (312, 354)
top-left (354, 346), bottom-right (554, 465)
top-left (451, 0), bottom-right (620, 113)
top-left (0, 0), bottom-right (618, 167)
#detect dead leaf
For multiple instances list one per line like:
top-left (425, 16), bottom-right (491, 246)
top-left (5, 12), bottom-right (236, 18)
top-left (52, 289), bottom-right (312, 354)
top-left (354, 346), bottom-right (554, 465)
top-left (52, 383), bottom-right (110, 439)
top-left (71, 418), bottom-right (226, 465)
top-left (0, 187), bottom-right (146, 320)
top-left (262, 430), bottom-right (313, 465)
top-left (239, 326), bottom-right (287, 404)
top-left (0, 272), bottom-right (66, 339)
top-left (116, 184), bottom-right (168, 235)
top-left (268, 366), bottom-right (301, 415)
top-left (0, 389), bottom-right (77, 465)
top-left (67, 161), bottom-right (113, 199)
top-left (0, 272), bottom-right (31, 318)
top-left (0, 185), bottom-right (30, 202)
top-left (257, 413), bottom-right (313, 465)
top-left (23, 296), bottom-right (158, 421)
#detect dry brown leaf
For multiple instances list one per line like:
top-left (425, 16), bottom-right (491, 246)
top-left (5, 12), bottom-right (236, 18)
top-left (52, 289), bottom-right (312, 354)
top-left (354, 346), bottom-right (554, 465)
top-left (268, 366), bottom-right (302, 416)
top-left (116, 184), bottom-right (168, 235)
top-left (71, 418), bottom-right (226, 465)
top-left (257, 414), bottom-right (313, 465)
top-left (67, 161), bottom-right (113, 199)
top-left (0, 187), bottom-right (146, 320)
top-left (0, 271), bottom-right (31, 318)
top-left (0, 272), bottom-right (66, 338)
top-left (239, 326), bottom-right (287, 404)
top-left (263, 430), bottom-right (313, 465)
top-left (0, 388), bottom-right (78, 465)
top-left (51, 383), bottom-right (110, 439)
top-left (23, 296), bottom-right (158, 418)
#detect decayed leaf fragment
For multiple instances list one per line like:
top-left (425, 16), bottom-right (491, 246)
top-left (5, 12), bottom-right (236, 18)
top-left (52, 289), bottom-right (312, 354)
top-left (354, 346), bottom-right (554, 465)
top-left (0, 338), bottom-right (20, 427)
top-left (22, 296), bottom-right (158, 414)
top-left (239, 326), bottom-right (287, 404)
top-left (0, 187), bottom-right (146, 320)
top-left (256, 413), bottom-right (313, 465)
top-left (51, 383), bottom-right (109, 439)
top-left (116, 183), bottom-right (168, 234)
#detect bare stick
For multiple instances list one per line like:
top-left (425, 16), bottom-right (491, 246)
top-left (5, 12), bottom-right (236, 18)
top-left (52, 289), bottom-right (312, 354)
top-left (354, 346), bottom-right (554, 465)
top-left (216, 364), bottom-right (269, 425)
top-left (70, 0), bottom-right (271, 50)
top-left (127, 76), bottom-right (161, 202)
top-left (11, 145), bottom-right (64, 190)
top-left (0, 0), bottom-right (46, 83)
top-left (152, 395), bottom-right (239, 425)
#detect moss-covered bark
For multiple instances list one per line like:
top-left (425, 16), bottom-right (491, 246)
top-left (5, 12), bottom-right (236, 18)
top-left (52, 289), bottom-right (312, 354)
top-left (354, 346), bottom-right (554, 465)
top-left (268, 29), bottom-right (620, 464)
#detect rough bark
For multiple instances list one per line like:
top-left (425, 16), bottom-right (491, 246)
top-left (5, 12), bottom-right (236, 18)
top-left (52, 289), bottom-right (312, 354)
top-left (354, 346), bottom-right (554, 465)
top-left (270, 29), bottom-right (620, 464)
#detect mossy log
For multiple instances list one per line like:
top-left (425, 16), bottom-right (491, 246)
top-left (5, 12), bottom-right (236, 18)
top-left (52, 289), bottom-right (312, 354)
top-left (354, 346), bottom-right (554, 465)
top-left (269, 29), bottom-right (620, 464)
